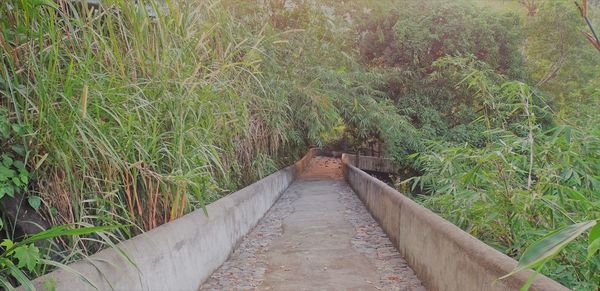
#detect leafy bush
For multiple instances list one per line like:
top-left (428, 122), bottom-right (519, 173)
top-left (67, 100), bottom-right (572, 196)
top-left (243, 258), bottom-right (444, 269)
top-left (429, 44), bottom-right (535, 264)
top-left (408, 59), bottom-right (600, 289)
top-left (0, 0), bottom-right (416, 279)
top-left (2, 0), bottom-right (598, 288)
top-left (525, 0), bottom-right (600, 102)
top-left (0, 224), bottom-right (124, 290)
top-left (356, 0), bottom-right (525, 148)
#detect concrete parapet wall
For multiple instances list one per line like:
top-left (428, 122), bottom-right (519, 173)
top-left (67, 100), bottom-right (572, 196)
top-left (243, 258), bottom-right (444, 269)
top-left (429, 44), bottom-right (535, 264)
top-left (314, 150), bottom-right (399, 173)
top-left (341, 153), bottom-right (568, 291)
top-left (26, 150), bottom-right (316, 291)
top-left (312, 149), bottom-right (343, 158)
top-left (344, 154), bottom-right (399, 173)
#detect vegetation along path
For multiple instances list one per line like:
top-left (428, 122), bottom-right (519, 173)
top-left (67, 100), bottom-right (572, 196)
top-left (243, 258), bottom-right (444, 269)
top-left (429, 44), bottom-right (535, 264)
top-left (200, 157), bottom-right (425, 290)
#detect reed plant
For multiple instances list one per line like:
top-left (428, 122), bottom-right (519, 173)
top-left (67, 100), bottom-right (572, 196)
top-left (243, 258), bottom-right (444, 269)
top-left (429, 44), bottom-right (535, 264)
top-left (0, 0), bottom-right (411, 267)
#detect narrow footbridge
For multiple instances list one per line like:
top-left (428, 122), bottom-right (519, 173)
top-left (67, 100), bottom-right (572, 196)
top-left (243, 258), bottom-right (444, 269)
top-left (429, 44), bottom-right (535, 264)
top-left (201, 157), bottom-right (423, 290)
top-left (27, 150), bottom-right (568, 291)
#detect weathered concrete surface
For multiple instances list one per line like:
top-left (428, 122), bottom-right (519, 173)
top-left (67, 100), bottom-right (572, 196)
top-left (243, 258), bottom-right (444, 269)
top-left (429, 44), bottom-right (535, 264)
top-left (25, 150), bottom-right (316, 291)
top-left (201, 157), bottom-right (424, 290)
top-left (25, 151), bottom-right (567, 291)
top-left (341, 154), bottom-right (569, 291)
top-left (314, 150), bottom-right (399, 173)
top-left (346, 154), bottom-right (400, 173)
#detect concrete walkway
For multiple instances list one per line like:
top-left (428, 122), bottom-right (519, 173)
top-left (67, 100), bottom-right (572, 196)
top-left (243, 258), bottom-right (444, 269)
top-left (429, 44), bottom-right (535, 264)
top-left (200, 157), bottom-right (425, 290)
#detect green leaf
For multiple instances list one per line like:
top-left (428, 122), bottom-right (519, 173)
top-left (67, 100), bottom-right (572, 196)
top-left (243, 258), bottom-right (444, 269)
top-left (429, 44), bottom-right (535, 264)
top-left (11, 124), bottom-right (24, 135)
top-left (571, 171), bottom-right (582, 186)
top-left (589, 238), bottom-right (600, 259)
top-left (4, 186), bottom-right (14, 197)
top-left (0, 275), bottom-right (15, 291)
top-left (0, 166), bottom-right (15, 179)
top-left (560, 168), bottom-right (573, 180)
top-left (18, 224), bottom-right (126, 247)
top-left (20, 173), bottom-right (29, 185)
top-left (14, 160), bottom-right (26, 171)
top-left (588, 223), bottom-right (600, 258)
top-left (12, 176), bottom-right (21, 186)
top-left (0, 123), bottom-right (9, 139)
top-left (11, 145), bottom-right (25, 156)
top-left (32, 0), bottom-right (60, 9)
top-left (1, 155), bottom-right (13, 167)
top-left (28, 196), bottom-right (41, 210)
top-left (6, 261), bottom-right (34, 291)
top-left (500, 220), bottom-right (597, 279)
top-left (1, 239), bottom-right (14, 251)
top-left (560, 185), bottom-right (590, 206)
top-left (14, 244), bottom-right (40, 272)
top-left (589, 222), bottom-right (600, 242)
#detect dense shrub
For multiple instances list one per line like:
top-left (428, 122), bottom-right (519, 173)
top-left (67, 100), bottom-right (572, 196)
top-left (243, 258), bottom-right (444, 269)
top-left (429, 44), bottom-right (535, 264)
top-left (356, 1), bottom-right (525, 145)
top-left (0, 0), bottom-right (415, 254)
top-left (408, 58), bottom-right (600, 289)
top-left (525, 0), bottom-right (600, 103)
top-left (1, 0), bottom-right (598, 288)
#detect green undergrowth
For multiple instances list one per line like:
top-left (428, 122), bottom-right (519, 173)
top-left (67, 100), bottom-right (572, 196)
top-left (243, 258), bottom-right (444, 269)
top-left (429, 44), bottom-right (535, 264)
top-left (0, 0), bottom-right (599, 289)
top-left (0, 0), bottom-right (415, 285)
top-left (365, 1), bottom-right (600, 289)
top-left (406, 58), bottom-right (600, 289)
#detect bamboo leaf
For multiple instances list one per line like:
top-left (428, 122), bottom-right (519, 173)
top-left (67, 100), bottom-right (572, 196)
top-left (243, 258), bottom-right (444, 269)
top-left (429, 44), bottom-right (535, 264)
top-left (16, 225), bottom-right (125, 250)
top-left (500, 220), bottom-right (596, 279)
top-left (0, 275), bottom-right (15, 291)
top-left (588, 223), bottom-right (600, 258)
top-left (6, 262), bottom-right (34, 291)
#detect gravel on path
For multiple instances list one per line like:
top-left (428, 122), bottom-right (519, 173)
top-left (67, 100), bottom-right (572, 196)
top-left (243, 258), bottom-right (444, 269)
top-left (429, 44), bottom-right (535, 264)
top-left (200, 157), bottom-right (425, 291)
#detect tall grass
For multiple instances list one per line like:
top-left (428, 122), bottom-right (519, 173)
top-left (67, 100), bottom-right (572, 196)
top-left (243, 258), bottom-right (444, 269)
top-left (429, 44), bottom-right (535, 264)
top-left (1, 0), bottom-right (412, 253)
top-left (1, 0), bottom-right (290, 235)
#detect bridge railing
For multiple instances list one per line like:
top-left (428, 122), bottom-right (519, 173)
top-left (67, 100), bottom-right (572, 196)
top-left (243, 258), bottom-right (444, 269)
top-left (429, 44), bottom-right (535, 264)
top-left (341, 153), bottom-right (568, 291)
top-left (22, 150), bottom-right (317, 290)
top-left (20, 150), bottom-right (570, 290)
